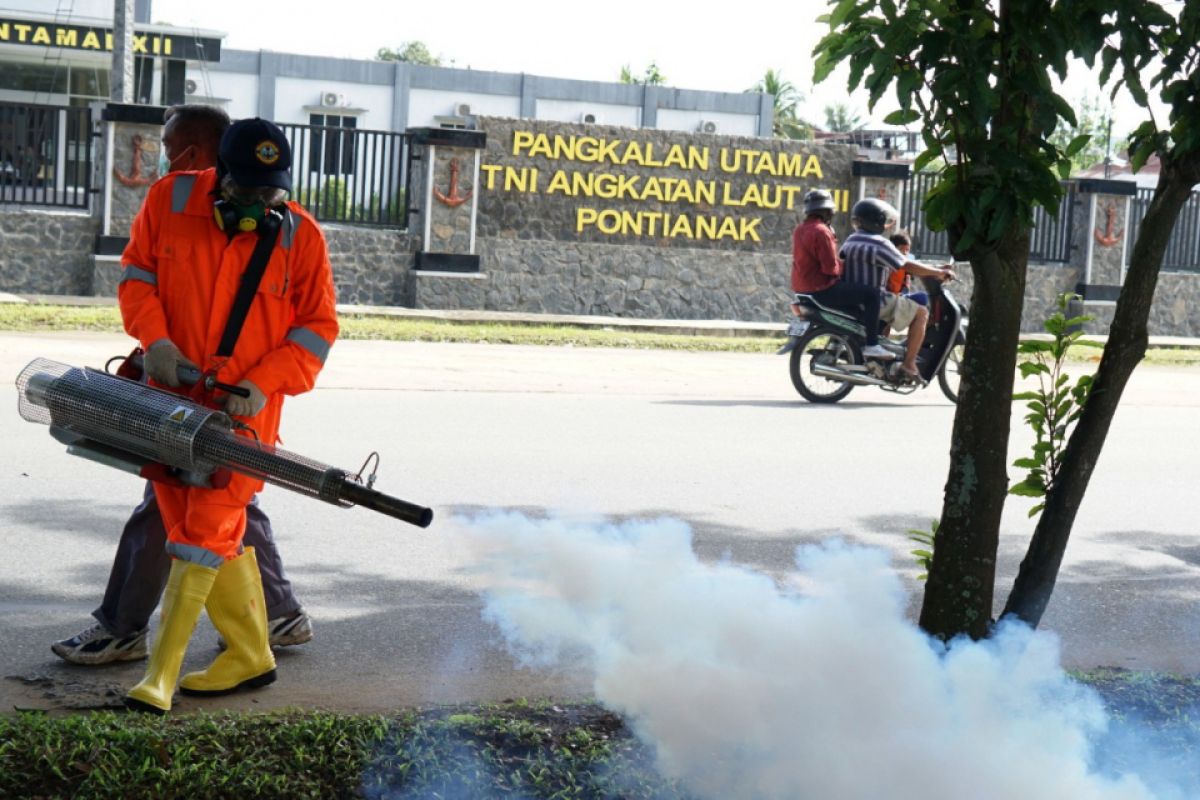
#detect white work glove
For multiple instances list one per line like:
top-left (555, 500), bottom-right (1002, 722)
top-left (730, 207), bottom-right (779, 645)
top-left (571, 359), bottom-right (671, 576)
top-left (144, 338), bottom-right (197, 388)
top-left (223, 379), bottom-right (267, 418)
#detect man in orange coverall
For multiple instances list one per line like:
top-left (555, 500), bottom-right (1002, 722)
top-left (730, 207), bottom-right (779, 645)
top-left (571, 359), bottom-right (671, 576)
top-left (118, 117), bottom-right (339, 713)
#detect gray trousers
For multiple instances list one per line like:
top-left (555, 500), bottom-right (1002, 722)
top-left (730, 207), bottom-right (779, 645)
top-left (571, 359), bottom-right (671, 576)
top-left (92, 483), bottom-right (302, 637)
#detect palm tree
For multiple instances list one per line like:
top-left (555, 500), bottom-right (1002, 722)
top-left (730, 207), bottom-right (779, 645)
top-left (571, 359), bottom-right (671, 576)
top-left (823, 102), bottom-right (865, 133)
top-left (749, 69), bottom-right (812, 140)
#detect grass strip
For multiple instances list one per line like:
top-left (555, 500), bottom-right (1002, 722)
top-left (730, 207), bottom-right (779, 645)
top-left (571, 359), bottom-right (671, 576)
top-left (3, 303), bottom-right (1198, 363)
top-left (2, 672), bottom-right (1197, 799)
top-left (0, 304), bottom-right (775, 354)
top-left (0, 700), bottom-right (685, 800)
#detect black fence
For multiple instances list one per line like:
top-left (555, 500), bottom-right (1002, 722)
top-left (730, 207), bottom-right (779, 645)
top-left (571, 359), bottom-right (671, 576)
top-left (276, 122), bottom-right (410, 229)
top-left (0, 101), bottom-right (93, 210)
top-left (1127, 187), bottom-right (1200, 273)
top-left (899, 171), bottom-right (1075, 264)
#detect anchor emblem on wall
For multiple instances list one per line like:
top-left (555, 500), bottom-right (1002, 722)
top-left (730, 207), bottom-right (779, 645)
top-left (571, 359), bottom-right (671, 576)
top-left (113, 134), bottom-right (156, 188)
top-left (433, 158), bottom-right (472, 208)
top-left (1094, 201), bottom-right (1124, 247)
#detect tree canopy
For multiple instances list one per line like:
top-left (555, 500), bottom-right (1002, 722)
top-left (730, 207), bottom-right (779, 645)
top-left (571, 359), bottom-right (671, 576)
top-left (377, 41), bottom-right (442, 66)
top-left (619, 63), bottom-right (668, 86)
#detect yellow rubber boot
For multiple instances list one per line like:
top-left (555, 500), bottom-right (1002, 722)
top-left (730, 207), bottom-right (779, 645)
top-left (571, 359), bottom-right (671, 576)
top-left (126, 559), bottom-right (218, 714)
top-left (180, 548), bottom-right (276, 696)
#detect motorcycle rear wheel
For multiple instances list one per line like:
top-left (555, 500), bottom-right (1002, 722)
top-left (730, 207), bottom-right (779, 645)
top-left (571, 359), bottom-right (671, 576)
top-left (938, 342), bottom-right (964, 403)
top-left (789, 329), bottom-right (858, 403)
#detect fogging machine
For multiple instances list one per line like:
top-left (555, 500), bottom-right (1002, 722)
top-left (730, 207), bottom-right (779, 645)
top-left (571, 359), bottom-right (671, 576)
top-left (16, 358), bottom-right (432, 528)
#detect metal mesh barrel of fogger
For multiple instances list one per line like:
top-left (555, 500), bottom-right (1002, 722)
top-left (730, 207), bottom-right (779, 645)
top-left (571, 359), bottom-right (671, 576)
top-left (17, 358), bottom-right (431, 525)
top-left (195, 429), bottom-right (350, 505)
top-left (17, 358), bottom-right (346, 504)
top-left (17, 358), bottom-right (224, 472)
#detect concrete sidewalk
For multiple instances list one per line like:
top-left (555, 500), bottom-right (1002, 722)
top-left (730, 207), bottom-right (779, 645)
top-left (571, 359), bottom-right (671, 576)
top-left (3, 291), bottom-right (1199, 347)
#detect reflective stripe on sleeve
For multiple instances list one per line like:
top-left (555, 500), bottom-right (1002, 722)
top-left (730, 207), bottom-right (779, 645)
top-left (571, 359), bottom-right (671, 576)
top-left (165, 541), bottom-right (224, 568)
top-left (286, 327), bottom-right (331, 363)
top-left (171, 174), bottom-right (196, 213)
top-left (281, 208), bottom-right (298, 249)
top-left (119, 265), bottom-right (157, 285)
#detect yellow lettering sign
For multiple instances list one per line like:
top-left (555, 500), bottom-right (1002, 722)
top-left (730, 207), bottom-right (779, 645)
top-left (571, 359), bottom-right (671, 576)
top-left (55, 28), bottom-right (77, 47)
top-left (801, 154), bottom-right (823, 179)
top-left (81, 30), bottom-right (101, 49)
top-left (576, 207), bottom-right (764, 242)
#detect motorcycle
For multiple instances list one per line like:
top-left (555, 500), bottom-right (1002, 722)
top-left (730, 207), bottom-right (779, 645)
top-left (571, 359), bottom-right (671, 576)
top-left (777, 276), bottom-right (967, 404)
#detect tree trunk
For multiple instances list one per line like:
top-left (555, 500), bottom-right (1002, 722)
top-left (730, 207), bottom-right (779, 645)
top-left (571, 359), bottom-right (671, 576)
top-left (919, 229), bottom-right (1029, 641)
top-left (1002, 161), bottom-right (1199, 627)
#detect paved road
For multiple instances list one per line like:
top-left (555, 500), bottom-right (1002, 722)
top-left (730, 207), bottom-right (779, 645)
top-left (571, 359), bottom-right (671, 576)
top-left (2, 331), bottom-right (1198, 713)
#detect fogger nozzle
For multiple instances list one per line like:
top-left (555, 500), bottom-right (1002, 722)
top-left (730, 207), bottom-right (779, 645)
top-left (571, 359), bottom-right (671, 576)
top-left (17, 358), bottom-right (432, 528)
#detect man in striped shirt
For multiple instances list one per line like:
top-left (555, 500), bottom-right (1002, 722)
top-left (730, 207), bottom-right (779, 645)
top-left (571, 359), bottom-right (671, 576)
top-left (840, 198), bottom-right (955, 380)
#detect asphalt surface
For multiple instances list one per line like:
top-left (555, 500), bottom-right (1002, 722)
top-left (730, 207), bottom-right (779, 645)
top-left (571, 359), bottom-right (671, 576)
top-left (1, 331), bottom-right (1198, 714)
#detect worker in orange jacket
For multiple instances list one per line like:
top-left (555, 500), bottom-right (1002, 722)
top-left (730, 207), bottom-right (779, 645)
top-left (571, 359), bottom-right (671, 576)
top-left (118, 117), bottom-right (339, 713)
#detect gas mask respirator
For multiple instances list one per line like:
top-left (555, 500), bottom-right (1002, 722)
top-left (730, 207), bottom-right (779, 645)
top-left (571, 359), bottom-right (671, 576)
top-left (213, 176), bottom-right (287, 234)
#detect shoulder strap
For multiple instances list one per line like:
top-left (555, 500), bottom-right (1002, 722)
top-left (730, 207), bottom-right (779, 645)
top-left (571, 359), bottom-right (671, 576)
top-left (216, 212), bottom-right (283, 358)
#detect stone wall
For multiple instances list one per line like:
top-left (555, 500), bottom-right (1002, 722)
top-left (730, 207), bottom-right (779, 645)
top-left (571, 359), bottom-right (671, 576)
top-left (0, 208), bottom-right (99, 295)
top-left (323, 224), bottom-right (417, 306)
top-left (414, 238), bottom-right (790, 320)
top-left (947, 262), bottom-right (1084, 331)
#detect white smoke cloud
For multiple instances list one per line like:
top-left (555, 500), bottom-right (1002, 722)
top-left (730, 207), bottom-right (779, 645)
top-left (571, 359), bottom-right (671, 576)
top-left (453, 511), bottom-right (1167, 800)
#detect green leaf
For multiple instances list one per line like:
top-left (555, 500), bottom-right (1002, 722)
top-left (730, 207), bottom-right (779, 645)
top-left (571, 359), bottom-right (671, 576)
top-left (1012, 457), bottom-right (1042, 469)
top-left (1019, 362), bottom-right (1051, 378)
top-left (829, 0), bottom-right (865, 27)
top-left (1009, 480), bottom-right (1046, 498)
top-left (883, 108), bottom-right (922, 125)
top-left (1065, 134), bottom-right (1091, 158)
top-left (1027, 502), bottom-right (1046, 518)
top-left (912, 148), bottom-right (942, 174)
top-left (1098, 45), bottom-right (1121, 86)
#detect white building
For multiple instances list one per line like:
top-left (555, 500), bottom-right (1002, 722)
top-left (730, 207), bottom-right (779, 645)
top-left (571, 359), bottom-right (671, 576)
top-left (0, 1), bottom-right (773, 137)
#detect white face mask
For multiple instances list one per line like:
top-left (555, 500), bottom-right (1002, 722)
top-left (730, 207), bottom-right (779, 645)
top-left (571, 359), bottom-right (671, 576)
top-left (159, 145), bottom-right (197, 177)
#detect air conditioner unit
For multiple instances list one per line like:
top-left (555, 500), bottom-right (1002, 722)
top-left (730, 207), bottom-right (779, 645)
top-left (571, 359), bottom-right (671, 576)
top-left (321, 92), bottom-right (346, 108)
top-left (454, 102), bottom-right (473, 117)
top-left (579, 111), bottom-right (600, 124)
top-left (697, 120), bottom-right (718, 134)
top-left (184, 78), bottom-right (198, 96)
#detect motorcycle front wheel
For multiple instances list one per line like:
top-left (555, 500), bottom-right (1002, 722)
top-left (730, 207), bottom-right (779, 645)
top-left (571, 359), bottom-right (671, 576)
top-left (789, 329), bottom-right (858, 403)
top-left (938, 341), bottom-right (964, 403)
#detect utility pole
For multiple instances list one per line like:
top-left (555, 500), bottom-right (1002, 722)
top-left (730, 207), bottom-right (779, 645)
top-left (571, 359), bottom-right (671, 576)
top-left (1103, 117), bottom-right (1113, 179)
top-left (110, 0), bottom-right (136, 102)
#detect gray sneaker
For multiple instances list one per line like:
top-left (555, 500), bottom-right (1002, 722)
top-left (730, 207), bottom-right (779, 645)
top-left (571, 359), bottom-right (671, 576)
top-left (217, 609), bottom-right (314, 650)
top-left (269, 609), bottom-right (314, 647)
top-left (861, 343), bottom-right (897, 360)
top-left (52, 623), bottom-right (147, 665)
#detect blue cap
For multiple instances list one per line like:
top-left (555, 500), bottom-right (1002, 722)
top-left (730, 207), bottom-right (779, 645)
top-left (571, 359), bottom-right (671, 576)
top-left (219, 117), bottom-right (292, 192)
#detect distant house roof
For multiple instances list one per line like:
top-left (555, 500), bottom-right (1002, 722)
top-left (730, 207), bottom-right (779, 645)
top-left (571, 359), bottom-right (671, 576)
top-left (1076, 151), bottom-right (1159, 189)
top-left (814, 128), bottom-right (922, 156)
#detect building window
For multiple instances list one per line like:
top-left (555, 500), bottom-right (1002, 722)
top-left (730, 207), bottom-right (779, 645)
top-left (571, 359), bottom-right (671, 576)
top-left (308, 114), bottom-right (356, 175)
